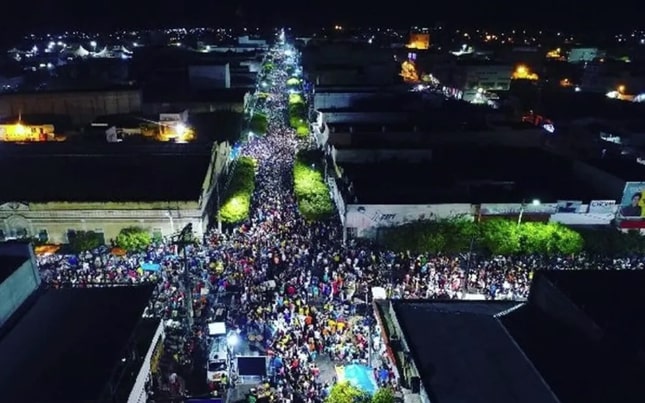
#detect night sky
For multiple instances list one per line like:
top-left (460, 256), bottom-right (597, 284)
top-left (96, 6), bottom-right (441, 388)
top-left (3, 0), bottom-right (642, 35)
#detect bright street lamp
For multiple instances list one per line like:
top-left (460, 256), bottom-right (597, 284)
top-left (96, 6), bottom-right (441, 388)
top-left (226, 333), bottom-right (240, 347)
top-left (518, 199), bottom-right (540, 227)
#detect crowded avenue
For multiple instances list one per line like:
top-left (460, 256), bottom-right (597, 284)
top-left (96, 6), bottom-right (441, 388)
top-left (35, 36), bottom-right (645, 403)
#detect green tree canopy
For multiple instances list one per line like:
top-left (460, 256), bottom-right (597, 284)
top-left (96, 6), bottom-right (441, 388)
top-left (68, 230), bottom-right (104, 253)
top-left (220, 156), bottom-right (257, 224)
top-left (382, 218), bottom-right (585, 255)
top-left (326, 382), bottom-right (368, 403)
top-left (293, 151), bottom-right (334, 220)
top-left (249, 113), bottom-right (268, 134)
top-left (371, 388), bottom-right (395, 403)
top-left (115, 227), bottom-right (152, 252)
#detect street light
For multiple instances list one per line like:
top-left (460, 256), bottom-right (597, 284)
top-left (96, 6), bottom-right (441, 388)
top-left (517, 199), bottom-right (540, 227)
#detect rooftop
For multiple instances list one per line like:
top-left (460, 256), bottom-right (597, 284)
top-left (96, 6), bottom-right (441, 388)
top-left (582, 157), bottom-right (645, 181)
top-left (0, 285), bottom-right (154, 402)
top-left (501, 270), bottom-right (645, 403)
top-left (0, 144), bottom-right (211, 202)
top-left (392, 301), bottom-right (557, 403)
top-left (339, 147), bottom-right (606, 204)
top-left (0, 255), bottom-right (28, 283)
top-left (391, 270), bottom-right (645, 403)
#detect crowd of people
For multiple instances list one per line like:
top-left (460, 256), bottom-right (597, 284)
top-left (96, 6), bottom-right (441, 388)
top-left (34, 41), bottom-right (645, 403)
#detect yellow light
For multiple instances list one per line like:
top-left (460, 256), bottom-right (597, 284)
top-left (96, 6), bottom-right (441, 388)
top-left (618, 85), bottom-right (626, 94)
top-left (14, 124), bottom-right (25, 135)
top-left (512, 64), bottom-right (539, 80)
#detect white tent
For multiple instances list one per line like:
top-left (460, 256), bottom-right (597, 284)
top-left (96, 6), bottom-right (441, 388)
top-left (74, 45), bottom-right (90, 58)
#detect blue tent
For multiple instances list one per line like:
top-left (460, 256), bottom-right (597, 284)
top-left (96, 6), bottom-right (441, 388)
top-left (343, 364), bottom-right (377, 395)
top-left (141, 263), bottom-right (161, 272)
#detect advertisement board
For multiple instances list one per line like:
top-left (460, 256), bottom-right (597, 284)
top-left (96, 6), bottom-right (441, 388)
top-left (345, 204), bottom-right (473, 238)
top-left (479, 203), bottom-right (557, 215)
top-left (617, 182), bottom-right (645, 228)
top-left (588, 200), bottom-right (616, 215)
top-left (556, 200), bottom-right (583, 213)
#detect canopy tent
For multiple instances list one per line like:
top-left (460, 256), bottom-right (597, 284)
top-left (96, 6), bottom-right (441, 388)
top-left (111, 247), bottom-right (127, 256)
top-left (141, 263), bottom-right (161, 272)
top-left (34, 244), bottom-right (61, 256)
top-left (335, 364), bottom-right (378, 395)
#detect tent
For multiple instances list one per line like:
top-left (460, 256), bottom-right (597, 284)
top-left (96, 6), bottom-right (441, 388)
top-left (111, 247), bottom-right (127, 256)
top-left (34, 244), bottom-right (61, 255)
top-left (141, 263), bottom-right (161, 272)
top-left (335, 364), bottom-right (377, 395)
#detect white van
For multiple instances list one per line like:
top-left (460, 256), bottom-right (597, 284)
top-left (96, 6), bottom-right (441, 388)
top-left (206, 337), bottom-right (229, 383)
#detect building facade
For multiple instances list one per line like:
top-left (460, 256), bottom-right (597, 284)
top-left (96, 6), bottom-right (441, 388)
top-left (0, 141), bottom-right (231, 244)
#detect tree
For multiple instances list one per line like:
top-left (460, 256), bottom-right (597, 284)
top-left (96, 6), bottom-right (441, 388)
top-left (326, 382), bottom-right (368, 403)
top-left (479, 219), bottom-right (521, 255)
top-left (249, 113), bottom-right (268, 134)
top-left (371, 388), bottom-right (395, 403)
top-left (293, 152), bottom-right (334, 220)
top-left (220, 156), bottom-right (257, 223)
top-left (68, 230), bottom-right (104, 253)
top-left (115, 227), bottom-right (152, 252)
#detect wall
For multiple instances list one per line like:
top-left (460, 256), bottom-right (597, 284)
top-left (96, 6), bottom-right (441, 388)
top-left (127, 320), bottom-right (164, 403)
top-left (313, 92), bottom-right (377, 110)
top-left (0, 203), bottom-right (203, 244)
top-left (328, 128), bottom-right (545, 148)
top-left (345, 204), bottom-right (472, 238)
top-left (322, 111), bottom-right (409, 124)
top-left (332, 147), bottom-right (432, 163)
top-left (0, 89), bottom-right (142, 126)
top-left (0, 260), bottom-right (38, 327)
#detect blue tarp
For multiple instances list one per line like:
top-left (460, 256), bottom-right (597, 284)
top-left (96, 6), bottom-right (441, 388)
top-left (141, 263), bottom-right (161, 272)
top-left (344, 364), bottom-right (377, 395)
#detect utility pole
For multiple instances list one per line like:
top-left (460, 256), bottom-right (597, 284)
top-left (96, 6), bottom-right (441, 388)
top-left (172, 223), bottom-right (196, 328)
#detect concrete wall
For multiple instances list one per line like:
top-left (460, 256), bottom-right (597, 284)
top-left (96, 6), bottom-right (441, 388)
top-left (313, 92), bottom-right (377, 110)
top-left (143, 100), bottom-right (244, 115)
top-left (0, 89), bottom-right (142, 126)
top-left (328, 128), bottom-right (545, 148)
top-left (127, 320), bottom-right (164, 403)
top-left (322, 111), bottom-right (409, 124)
top-left (0, 259), bottom-right (38, 327)
top-left (332, 147), bottom-right (432, 163)
top-left (0, 139), bottom-right (227, 243)
top-left (345, 203), bottom-right (473, 238)
top-left (0, 208), bottom-right (203, 244)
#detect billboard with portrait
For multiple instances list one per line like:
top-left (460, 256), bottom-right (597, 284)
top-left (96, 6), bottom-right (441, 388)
top-left (617, 182), bottom-right (645, 228)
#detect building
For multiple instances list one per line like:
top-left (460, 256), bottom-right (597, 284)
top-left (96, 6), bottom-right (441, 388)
top-left (302, 42), bottom-right (398, 86)
top-left (568, 47), bottom-right (603, 63)
top-left (330, 146), bottom-right (615, 239)
top-left (374, 270), bottom-right (645, 403)
top-left (462, 63), bottom-right (513, 91)
top-left (0, 242), bottom-right (162, 403)
top-left (189, 63), bottom-right (231, 89)
top-left (0, 142), bottom-right (231, 243)
top-left (0, 87), bottom-right (142, 126)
